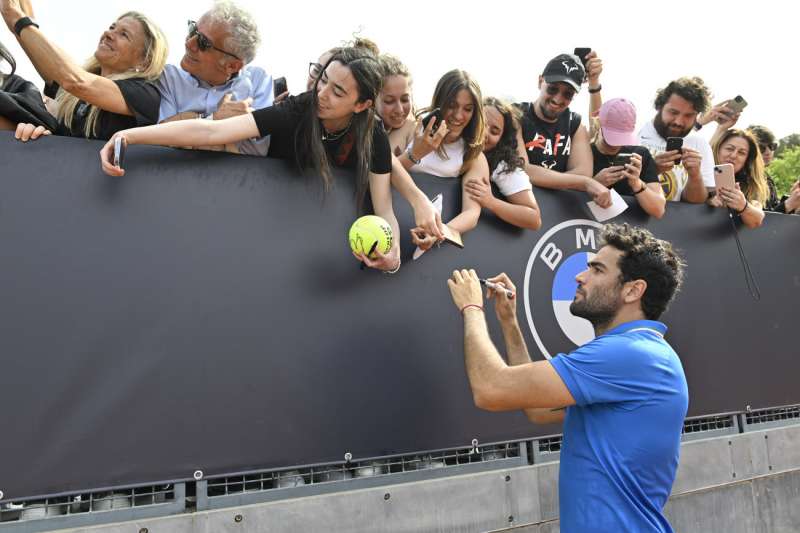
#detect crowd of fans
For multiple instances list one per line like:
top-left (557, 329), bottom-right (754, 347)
top-left (1, 0), bottom-right (798, 274)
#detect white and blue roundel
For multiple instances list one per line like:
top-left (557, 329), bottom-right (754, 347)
top-left (551, 252), bottom-right (594, 347)
top-left (523, 219), bottom-right (602, 359)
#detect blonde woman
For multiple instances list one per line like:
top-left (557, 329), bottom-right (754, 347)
top-left (710, 129), bottom-right (767, 228)
top-left (1, 0), bottom-right (167, 141)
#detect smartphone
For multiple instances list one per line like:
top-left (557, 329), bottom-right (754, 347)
top-left (726, 95), bottom-right (748, 114)
top-left (421, 107), bottom-right (443, 133)
top-left (573, 47), bottom-right (591, 67)
top-left (666, 137), bottom-right (683, 164)
top-left (713, 163), bottom-right (736, 191)
top-left (113, 136), bottom-right (126, 168)
top-left (612, 153), bottom-right (633, 167)
top-left (273, 76), bottom-right (287, 97)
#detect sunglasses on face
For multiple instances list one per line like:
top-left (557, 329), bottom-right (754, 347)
top-left (186, 20), bottom-right (240, 61)
top-left (545, 84), bottom-right (576, 100)
top-left (759, 143), bottom-right (777, 153)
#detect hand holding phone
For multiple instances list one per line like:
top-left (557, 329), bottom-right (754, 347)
top-left (421, 107), bottom-right (443, 134)
top-left (725, 95), bottom-right (748, 114)
top-left (666, 137), bottom-right (683, 164)
top-left (112, 136), bottom-right (126, 169)
top-left (713, 163), bottom-right (736, 191)
top-left (273, 76), bottom-right (287, 98)
top-left (573, 47), bottom-right (591, 67)
top-left (612, 153), bottom-right (633, 167)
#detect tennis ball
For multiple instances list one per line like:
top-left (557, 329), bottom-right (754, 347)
top-left (349, 215), bottom-right (393, 258)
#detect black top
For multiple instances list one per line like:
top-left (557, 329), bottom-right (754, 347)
top-left (252, 91), bottom-right (392, 175)
top-left (44, 78), bottom-right (160, 140)
top-left (516, 102), bottom-right (581, 172)
top-left (591, 144), bottom-right (659, 196)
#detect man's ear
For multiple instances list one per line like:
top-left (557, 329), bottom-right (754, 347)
top-left (353, 98), bottom-right (373, 115)
top-left (225, 58), bottom-right (244, 79)
top-left (623, 279), bottom-right (647, 304)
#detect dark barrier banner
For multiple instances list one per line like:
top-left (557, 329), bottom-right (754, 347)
top-left (1, 133), bottom-right (798, 500)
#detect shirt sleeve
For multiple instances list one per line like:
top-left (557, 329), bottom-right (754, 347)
top-left (155, 66), bottom-right (179, 122)
top-left (492, 162), bottom-right (532, 196)
top-left (698, 137), bottom-right (716, 187)
top-left (370, 123), bottom-right (392, 175)
top-left (251, 92), bottom-right (306, 139)
top-left (549, 336), bottom-right (664, 406)
top-left (114, 79), bottom-right (161, 126)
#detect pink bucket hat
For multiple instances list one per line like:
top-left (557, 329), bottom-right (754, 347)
top-left (599, 98), bottom-right (637, 146)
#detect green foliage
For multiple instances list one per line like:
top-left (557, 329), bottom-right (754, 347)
top-left (776, 134), bottom-right (800, 159)
top-left (768, 146), bottom-right (800, 196)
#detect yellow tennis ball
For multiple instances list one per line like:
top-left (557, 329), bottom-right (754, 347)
top-left (349, 215), bottom-right (393, 258)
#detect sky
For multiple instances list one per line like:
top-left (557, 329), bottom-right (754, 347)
top-left (3, 0), bottom-right (798, 140)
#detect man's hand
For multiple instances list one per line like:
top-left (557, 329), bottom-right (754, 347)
top-left (682, 147), bottom-right (702, 176)
top-left (584, 50), bottom-right (602, 86)
top-left (485, 273), bottom-right (517, 323)
top-left (697, 101), bottom-right (740, 128)
top-left (213, 93), bottom-right (254, 121)
top-left (592, 166), bottom-right (625, 187)
top-left (585, 177), bottom-right (612, 207)
top-left (447, 269), bottom-right (483, 312)
top-left (654, 150), bottom-right (681, 174)
top-left (464, 176), bottom-right (495, 208)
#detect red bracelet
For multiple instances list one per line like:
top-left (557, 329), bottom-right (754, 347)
top-left (460, 304), bottom-right (484, 315)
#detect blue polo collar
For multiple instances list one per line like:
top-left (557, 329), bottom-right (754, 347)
top-left (602, 319), bottom-right (667, 338)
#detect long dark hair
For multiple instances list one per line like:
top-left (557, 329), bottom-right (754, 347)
top-left (483, 97), bottom-right (524, 175)
top-left (298, 46), bottom-right (383, 211)
top-left (418, 70), bottom-right (485, 173)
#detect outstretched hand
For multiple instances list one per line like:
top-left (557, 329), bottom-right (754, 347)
top-left (447, 269), bottom-right (483, 312)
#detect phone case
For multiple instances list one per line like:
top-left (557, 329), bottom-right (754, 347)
top-left (713, 163), bottom-right (736, 191)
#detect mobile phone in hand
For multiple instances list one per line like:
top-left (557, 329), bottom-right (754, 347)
top-left (113, 136), bottom-right (126, 168)
top-left (273, 76), bottom-right (287, 97)
top-left (713, 163), bottom-right (735, 191)
top-left (612, 153), bottom-right (633, 166)
top-left (573, 47), bottom-right (591, 68)
top-left (421, 108), bottom-right (443, 133)
top-left (666, 137), bottom-right (683, 164)
top-left (726, 95), bottom-right (748, 114)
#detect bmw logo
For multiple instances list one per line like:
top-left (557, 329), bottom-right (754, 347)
top-left (523, 219), bottom-right (603, 359)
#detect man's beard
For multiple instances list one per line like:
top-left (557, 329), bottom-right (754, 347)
top-left (653, 112), bottom-right (692, 140)
top-left (570, 284), bottom-right (623, 330)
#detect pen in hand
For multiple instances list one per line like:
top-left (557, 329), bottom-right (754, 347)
top-left (480, 278), bottom-right (515, 299)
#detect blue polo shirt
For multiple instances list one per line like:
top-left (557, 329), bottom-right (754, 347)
top-left (549, 320), bottom-right (688, 533)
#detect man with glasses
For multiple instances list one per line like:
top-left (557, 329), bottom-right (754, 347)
top-left (514, 53), bottom-right (611, 208)
top-left (748, 125), bottom-right (800, 214)
top-left (156, 1), bottom-right (273, 155)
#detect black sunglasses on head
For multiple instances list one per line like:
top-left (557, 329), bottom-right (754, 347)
top-left (186, 20), bottom-right (240, 61)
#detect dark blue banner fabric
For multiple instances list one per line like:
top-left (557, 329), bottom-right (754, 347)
top-left (0, 133), bottom-right (797, 500)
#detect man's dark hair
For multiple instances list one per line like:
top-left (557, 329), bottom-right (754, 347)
top-left (747, 124), bottom-right (776, 147)
top-left (601, 223), bottom-right (686, 320)
top-left (653, 77), bottom-right (711, 114)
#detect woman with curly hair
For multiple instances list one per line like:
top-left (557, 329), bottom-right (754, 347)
top-left (710, 128), bottom-right (767, 228)
top-left (464, 97), bottom-right (540, 230)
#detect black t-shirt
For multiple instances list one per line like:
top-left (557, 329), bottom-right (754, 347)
top-left (516, 102), bottom-right (581, 172)
top-left (591, 144), bottom-right (659, 196)
top-left (44, 78), bottom-right (160, 140)
top-left (252, 91), bottom-right (392, 175)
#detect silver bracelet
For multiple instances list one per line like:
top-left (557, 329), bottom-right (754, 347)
top-left (406, 145), bottom-right (421, 165)
top-left (383, 258), bottom-right (401, 275)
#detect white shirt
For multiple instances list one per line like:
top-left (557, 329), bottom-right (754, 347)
top-left (637, 120), bottom-right (715, 202)
top-left (492, 161), bottom-right (532, 197)
top-left (409, 138), bottom-right (465, 178)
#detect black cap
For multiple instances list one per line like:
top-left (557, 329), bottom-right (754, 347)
top-left (542, 53), bottom-right (585, 92)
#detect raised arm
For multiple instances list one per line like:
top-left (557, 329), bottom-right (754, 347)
top-left (100, 113), bottom-right (260, 176)
top-left (2, 2), bottom-right (132, 116)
